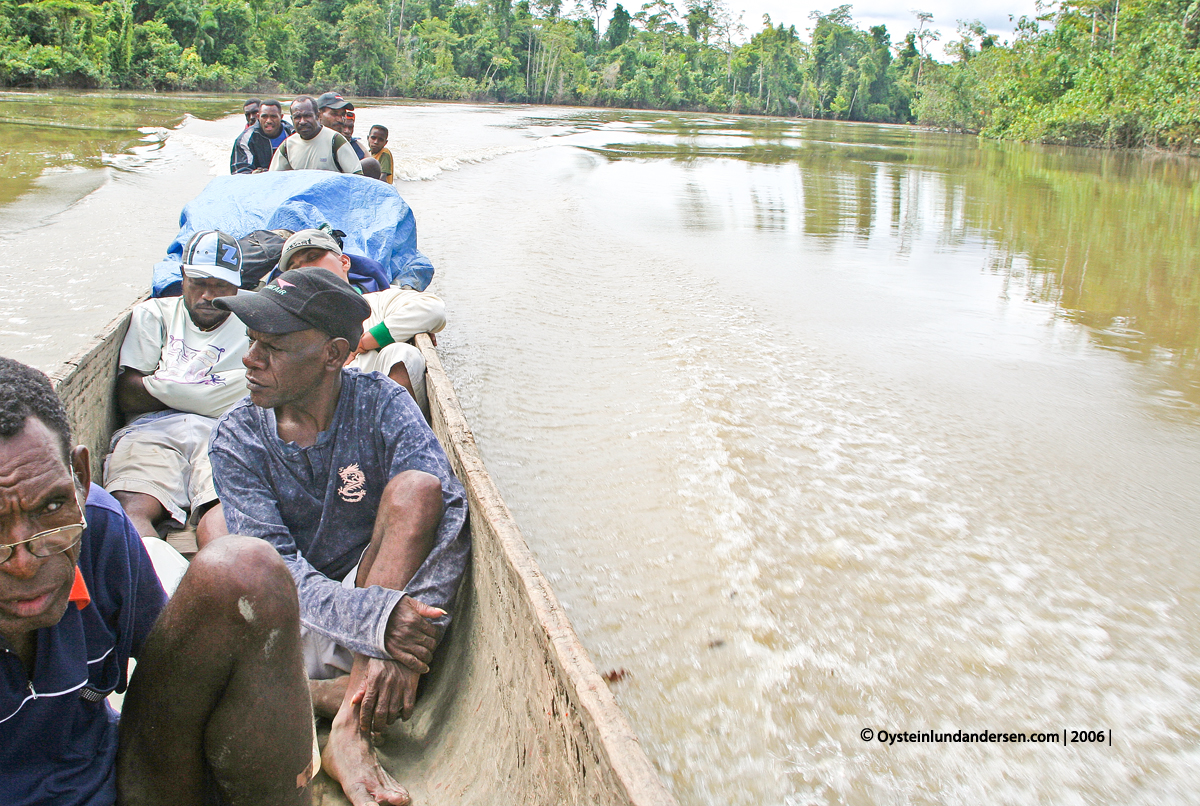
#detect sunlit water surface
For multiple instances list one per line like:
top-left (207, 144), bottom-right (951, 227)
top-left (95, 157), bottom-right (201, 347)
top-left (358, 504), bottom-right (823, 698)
top-left (3, 93), bottom-right (1199, 805)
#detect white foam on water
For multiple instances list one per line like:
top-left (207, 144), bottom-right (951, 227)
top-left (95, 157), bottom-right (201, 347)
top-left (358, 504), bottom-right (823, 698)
top-left (598, 266), bottom-right (1200, 805)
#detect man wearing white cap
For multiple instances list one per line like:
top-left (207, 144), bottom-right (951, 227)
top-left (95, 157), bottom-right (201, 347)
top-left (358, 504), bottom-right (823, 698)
top-left (103, 230), bottom-right (248, 576)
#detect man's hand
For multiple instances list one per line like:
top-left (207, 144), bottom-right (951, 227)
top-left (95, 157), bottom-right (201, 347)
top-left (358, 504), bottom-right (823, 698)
top-left (352, 657), bottom-right (419, 734)
top-left (383, 596), bottom-right (445, 675)
top-left (358, 332), bottom-right (381, 354)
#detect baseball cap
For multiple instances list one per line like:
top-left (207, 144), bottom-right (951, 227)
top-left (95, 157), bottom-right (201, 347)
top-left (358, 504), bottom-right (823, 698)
top-left (280, 228), bottom-right (343, 272)
top-left (316, 92), bottom-right (353, 111)
top-left (214, 267), bottom-right (370, 345)
top-left (181, 230), bottom-right (242, 286)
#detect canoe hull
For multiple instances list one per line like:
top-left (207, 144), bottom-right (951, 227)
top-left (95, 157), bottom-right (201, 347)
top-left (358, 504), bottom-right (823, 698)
top-left (51, 315), bottom-right (675, 806)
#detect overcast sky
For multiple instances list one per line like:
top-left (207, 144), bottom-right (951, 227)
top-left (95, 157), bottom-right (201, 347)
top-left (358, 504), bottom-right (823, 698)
top-left (736, 0), bottom-right (1043, 55)
top-left (596, 0), bottom-right (1046, 59)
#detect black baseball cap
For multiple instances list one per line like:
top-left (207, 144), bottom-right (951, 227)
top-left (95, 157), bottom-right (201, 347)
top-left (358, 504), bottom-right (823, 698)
top-left (214, 267), bottom-right (370, 345)
top-left (316, 92), bottom-right (353, 111)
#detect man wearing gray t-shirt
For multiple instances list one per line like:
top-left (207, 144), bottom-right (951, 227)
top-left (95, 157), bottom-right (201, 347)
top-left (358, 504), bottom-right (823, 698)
top-left (209, 268), bottom-right (468, 805)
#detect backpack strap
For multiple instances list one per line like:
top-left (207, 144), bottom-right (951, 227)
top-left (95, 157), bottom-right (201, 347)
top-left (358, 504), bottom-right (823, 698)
top-left (331, 132), bottom-right (349, 173)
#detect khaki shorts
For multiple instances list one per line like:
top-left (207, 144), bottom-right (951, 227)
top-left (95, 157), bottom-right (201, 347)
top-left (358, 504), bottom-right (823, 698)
top-left (350, 342), bottom-right (427, 415)
top-left (104, 411), bottom-right (218, 526)
top-left (300, 561), bottom-right (361, 680)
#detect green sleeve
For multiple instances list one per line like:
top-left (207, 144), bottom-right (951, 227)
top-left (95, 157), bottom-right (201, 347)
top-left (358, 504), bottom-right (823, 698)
top-left (368, 321), bottom-right (396, 347)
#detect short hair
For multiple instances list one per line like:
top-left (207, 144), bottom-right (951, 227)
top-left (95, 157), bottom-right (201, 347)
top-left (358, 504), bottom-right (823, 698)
top-left (369, 124), bottom-right (388, 138)
top-left (260, 99), bottom-right (282, 113)
top-left (244, 98), bottom-right (262, 108)
top-left (291, 95), bottom-right (317, 115)
top-left (0, 357), bottom-right (72, 465)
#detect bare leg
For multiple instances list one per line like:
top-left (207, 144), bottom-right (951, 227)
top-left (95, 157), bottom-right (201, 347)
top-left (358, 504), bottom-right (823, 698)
top-left (111, 490), bottom-right (166, 539)
top-left (320, 470), bottom-right (442, 806)
top-left (117, 537), bottom-right (315, 806)
top-left (195, 501), bottom-right (229, 549)
top-left (386, 361), bottom-right (416, 402)
top-left (310, 676), bottom-right (350, 720)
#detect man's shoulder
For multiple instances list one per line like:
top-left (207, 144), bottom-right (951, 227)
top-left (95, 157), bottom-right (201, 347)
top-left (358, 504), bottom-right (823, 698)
top-left (85, 483), bottom-right (131, 525)
top-left (134, 294), bottom-right (183, 316)
top-left (212, 397), bottom-right (262, 441)
top-left (124, 296), bottom-right (181, 338)
top-left (340, 368), bottom-right (408, 410)
top-left (340, 369), bottom-right (422, 430)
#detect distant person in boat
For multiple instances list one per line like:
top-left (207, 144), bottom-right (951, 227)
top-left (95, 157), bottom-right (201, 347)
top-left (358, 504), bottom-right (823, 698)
top-left (104, 230), bottom-right (246, 561)
top-left (243, 97), bottom-right (260, 128)
top-left (209, 269), bottom-right (469, 806)
top-left (0, 358), bottom-right (318, 806)
top-left (341, 108), bottom-right (369, 160)
top-left (360, 156), bottom-right (382, 179)
top-left (270, 95), bottom-right (363, 175)
top-left (230, 98), bottom-right (294, 174)
top-left (278, 228), bottom-right (445, 413)
top-left (368, 125), bottom-right (394, 184)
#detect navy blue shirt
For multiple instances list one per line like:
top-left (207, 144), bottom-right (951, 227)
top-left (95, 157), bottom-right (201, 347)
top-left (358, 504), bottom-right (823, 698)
top-left (0, 485), bottom-right (167, 806)
top-left (210, 369), bottom-right (469, 658)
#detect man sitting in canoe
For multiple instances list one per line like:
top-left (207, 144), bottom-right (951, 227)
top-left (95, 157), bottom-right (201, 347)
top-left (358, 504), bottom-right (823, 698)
top-left (277, 228), bottom-right (445, 415)
top-left (208, 269), bottom-right (469, 806)
top-left (0, 358), bottom-right (318, 806)
top-left (104, 230), bottom-right (246, 574)
top-left (105, 230), bottom-right (248, 561)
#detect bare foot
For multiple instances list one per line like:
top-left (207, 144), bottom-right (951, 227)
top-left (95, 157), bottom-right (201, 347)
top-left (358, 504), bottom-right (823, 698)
top-left (322, 702), bottom-right (411, 806)
top-left (310, 676), bottom-right (350, 719)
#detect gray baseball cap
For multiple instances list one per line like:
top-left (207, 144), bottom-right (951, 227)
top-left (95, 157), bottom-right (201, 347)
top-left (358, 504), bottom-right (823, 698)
top-left (279, 228), bottom-right (343, 272)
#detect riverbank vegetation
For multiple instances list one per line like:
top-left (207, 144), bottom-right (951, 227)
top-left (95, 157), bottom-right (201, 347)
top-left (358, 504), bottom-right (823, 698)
top-left (1, 0), bottom-right (1198, 150)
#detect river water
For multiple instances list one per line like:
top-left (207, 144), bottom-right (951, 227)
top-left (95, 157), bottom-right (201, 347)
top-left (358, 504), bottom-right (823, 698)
top-left (3, 92), bottom-right (1199, 805)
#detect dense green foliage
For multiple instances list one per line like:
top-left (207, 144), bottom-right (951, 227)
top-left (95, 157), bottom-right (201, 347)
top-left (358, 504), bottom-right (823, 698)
top-left (916, 0), bottom-right (1200, 149)
top-left (1, 0), bottom-right (1197, 148)
top-left (0, 0), bottom-right (918, 120)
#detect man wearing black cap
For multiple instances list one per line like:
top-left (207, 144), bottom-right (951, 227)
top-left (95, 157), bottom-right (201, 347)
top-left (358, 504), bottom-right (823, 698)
top-left (209, 269), bottom-right (469, 805)
top-left (269, 95), bottom-right (362, 174)
top-left (317, 91), bottom-right (352, 131)
top-left (104, 230), bottom-right (246, 578)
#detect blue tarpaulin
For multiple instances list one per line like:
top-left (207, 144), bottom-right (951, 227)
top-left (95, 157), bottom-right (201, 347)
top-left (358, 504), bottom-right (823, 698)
top-left (151, 171), bottom-right (434, 297)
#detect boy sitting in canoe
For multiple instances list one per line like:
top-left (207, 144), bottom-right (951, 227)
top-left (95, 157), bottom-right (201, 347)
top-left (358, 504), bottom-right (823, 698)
top-left (0, 358), bottom-right (318, 806)
top-left (208, 270), bottom-right (470, 806)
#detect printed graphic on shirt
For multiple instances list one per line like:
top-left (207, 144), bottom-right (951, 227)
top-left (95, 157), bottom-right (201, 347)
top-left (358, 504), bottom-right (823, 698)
top-left (156, 337), bottom-right (228, 386)
top-left (337, 463), bottom-right (367, 503)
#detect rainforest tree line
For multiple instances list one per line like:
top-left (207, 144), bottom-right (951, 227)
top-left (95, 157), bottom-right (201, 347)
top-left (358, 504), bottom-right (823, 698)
top-left (2, 0), bottom-right (1198, 149)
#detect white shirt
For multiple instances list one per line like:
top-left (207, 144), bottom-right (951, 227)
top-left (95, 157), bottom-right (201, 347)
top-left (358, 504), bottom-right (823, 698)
top-left (119, 297), bottom-right (250, 419)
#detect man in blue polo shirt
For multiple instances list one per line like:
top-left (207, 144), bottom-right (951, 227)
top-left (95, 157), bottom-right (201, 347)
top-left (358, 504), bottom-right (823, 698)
top-left (0, 358), bottom-right (318, 806)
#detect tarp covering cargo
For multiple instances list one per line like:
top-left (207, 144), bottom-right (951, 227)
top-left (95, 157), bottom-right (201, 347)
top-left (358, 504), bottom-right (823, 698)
top-left (151, 171), bottom-right (434, 297)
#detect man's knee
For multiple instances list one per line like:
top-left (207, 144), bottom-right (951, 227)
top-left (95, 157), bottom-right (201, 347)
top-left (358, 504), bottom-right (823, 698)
top-left (382, 469), bottom-right (442, 513)
top-left (182, 536), bottom-right (298, 627)
top-left (112, 489), bottom-right (165, 518)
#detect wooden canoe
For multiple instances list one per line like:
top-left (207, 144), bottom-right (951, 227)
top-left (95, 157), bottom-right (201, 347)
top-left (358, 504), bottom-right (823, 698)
top-left (50, 300), bottom-right (677, 806)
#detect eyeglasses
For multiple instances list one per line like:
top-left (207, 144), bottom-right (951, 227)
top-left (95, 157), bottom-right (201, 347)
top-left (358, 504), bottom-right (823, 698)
top-left (0, 521), bottom-right (86, 565)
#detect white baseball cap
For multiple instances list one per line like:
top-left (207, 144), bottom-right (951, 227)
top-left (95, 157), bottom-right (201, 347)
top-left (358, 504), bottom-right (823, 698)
top-left (181, 230), bottom-right (242, 287)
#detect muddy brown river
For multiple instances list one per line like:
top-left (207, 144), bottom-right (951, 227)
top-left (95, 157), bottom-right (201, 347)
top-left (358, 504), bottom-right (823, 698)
top-left (2, 91), bottom-right (1198, 805)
